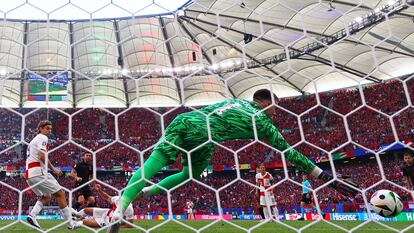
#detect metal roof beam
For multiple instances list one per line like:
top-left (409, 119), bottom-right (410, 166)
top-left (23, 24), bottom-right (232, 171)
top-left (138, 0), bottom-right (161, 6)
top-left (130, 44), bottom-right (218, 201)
top-left (181, 17), bottom-right (304, 94)
top-left (185, 9), bottom-right (414, 58)
top-left (159, 17), bottom-right (183, 104)
top-left (114, 20), bottom-right (129, 108)
top-left (177, 17), bottom-right (238, 98)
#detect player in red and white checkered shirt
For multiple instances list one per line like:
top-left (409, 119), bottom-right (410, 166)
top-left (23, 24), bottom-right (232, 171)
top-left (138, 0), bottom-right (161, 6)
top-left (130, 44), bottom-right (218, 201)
top-left (255, 164), bottom-right (278, 221)
top-left (185, 200), bottom-right (194, 220)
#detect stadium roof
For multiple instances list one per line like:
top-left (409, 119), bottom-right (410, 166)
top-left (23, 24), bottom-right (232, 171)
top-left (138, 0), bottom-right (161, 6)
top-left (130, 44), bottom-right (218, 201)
top-left (0, 0), bottom-right (413, 108)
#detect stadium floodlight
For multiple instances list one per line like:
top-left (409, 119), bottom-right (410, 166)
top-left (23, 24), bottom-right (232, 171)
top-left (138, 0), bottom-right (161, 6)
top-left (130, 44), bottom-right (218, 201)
top-left (174, 67), bottom-right (182, 73)
top-left (121, 69), bottom-right (129, 75)
top-left (388, 0), bottom-right (397, 5)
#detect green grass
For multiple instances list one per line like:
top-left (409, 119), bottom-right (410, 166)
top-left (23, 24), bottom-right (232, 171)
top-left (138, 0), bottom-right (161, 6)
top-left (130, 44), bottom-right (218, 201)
top-left (0, 220), bottom-right (413, 232)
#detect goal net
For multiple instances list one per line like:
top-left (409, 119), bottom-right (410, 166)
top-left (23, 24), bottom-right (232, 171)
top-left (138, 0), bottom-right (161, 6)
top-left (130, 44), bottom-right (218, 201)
top-left (0, 0), bottom-right (413, 232)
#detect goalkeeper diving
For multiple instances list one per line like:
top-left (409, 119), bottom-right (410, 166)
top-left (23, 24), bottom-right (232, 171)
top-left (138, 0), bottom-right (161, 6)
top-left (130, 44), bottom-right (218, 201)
top-left (109, 89), bottom-right (358, 231)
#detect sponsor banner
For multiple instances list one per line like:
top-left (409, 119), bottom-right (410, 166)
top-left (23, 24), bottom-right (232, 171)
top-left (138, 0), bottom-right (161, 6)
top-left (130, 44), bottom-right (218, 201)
top-left (134, 215), bottom-right (154, 220)
top-left (152, 215), bottom-right (186, 220)
top-left (0, 216), bottom-right (63, 220)
top-left (331, 213), bottom-right (361, 221)
top-left (3, 213), bottom-right (412, 222)
top-left (285, 213), bottom-right (302, 220)
top-left (305, 214), bottom-right (323, 220)
top-left (285, 213), bottom-right (322, 220)
top-left (194, 214), bottom-right (232, 220)
top-left (357, 213), bottom-right (397, 222)
top-left (330, 213), bottom-right (414, 222)
top-left (238, 215), bottom-right (262, 220)
top-left (0, 216), bottom-right (17, 220)
top-left (174, 215), bottom-right (185, 220)
top-left (237, 214), bottom-right (286, 220)
top-left (396, 212), bottom-right (414, 221)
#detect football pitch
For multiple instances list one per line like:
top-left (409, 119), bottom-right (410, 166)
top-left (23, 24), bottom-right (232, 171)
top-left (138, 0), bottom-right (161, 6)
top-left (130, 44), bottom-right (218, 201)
top-left (0, 220), bottom-right (413, 232)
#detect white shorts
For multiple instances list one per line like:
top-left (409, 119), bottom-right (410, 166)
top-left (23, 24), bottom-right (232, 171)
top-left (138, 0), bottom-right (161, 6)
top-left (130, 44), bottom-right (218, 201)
top-left (26, 173), bottom-right (62, 196)
top-left (260, 193), bottom-right (277, 206)
top-left (186, 209), bottom-right (193, 214)
top-left (93, 208), bottom-right (111, 227)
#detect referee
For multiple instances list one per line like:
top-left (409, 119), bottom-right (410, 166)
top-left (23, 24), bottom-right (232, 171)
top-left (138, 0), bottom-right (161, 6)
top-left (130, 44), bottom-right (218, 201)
top-left (298, 174), bottom-right (312, 220)
top-left (69, 152), bottom-right (95, 210)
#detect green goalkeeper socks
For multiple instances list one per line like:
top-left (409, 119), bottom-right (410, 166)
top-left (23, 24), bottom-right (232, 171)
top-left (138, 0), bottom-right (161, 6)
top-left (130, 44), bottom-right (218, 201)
top-left (120, 150), bottom-right (168, 210)
top-left (121, 150), bottom-right (208, 210)
top-left (145, 161), bottom-right (208, 196)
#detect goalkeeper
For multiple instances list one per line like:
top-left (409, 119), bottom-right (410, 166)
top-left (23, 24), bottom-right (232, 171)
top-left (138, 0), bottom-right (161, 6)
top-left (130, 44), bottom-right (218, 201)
top-left (111, 89), bottom-right (358, 226)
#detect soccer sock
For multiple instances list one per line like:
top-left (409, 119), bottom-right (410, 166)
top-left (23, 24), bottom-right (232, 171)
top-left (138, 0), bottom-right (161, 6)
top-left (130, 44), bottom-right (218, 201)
top-left (272, 207), bottom-right (278, 219)
top-left (301, 206), bottom-right (305, 215)
top-left (263, 207), bottom-right (270, 219)
top-left (146, 167), bottom-right (190, 196)
top-left (259, 206), bottom-right (265, 219)
top-left (121, 150), bottom-right (169, 210)
top-left (60, 206), bottom-right (74, 223)
top-left (29, 201), bottom-right (43, 217)
top-left (77, 209), bottom-right (86, 217)
top-left (146, 163), bottom-right (207, 196)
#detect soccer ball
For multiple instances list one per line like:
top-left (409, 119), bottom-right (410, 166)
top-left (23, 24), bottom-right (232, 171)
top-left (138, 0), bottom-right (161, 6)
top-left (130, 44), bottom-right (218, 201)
top-left (370, 190), bottom-right (403, 217)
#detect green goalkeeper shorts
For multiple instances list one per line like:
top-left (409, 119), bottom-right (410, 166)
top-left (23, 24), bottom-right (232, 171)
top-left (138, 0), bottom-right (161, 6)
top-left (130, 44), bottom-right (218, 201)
top-left (153, 113), bottom-right (215, 167)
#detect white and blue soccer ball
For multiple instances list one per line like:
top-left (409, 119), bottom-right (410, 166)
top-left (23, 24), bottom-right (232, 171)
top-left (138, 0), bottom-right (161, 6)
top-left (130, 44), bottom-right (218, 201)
top-left (370, 189), bottom-right (403, 217)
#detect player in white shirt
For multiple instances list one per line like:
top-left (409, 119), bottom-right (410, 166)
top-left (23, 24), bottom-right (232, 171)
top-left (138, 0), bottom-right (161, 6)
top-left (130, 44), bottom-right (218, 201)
top-left (25, 120), bottom-right (81, 230)
top-left (255, 164), bottom-right (278, 221)
top-left (185, 200), bottom-right (194, 220)
top-left (72, 184), bottom-right (134, 228)
top-left (255, 167), bottom-right (266, 220)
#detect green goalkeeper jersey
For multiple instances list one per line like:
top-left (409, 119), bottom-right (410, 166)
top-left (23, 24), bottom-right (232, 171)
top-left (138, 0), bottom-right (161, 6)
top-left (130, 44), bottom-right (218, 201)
top-left (154, 99), bottom-right (315, 173)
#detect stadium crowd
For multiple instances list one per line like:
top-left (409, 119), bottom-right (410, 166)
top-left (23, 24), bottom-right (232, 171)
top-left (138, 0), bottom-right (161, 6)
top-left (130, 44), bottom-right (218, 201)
top-left (0, 79), bottom-right (413, 215)
top-left (0, 153), bottom-right (411, 215)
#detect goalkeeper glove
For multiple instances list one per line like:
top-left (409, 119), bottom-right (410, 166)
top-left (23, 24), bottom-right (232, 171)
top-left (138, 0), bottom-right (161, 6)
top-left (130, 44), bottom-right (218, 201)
top-left (318, 171), bottom-right (359, 198)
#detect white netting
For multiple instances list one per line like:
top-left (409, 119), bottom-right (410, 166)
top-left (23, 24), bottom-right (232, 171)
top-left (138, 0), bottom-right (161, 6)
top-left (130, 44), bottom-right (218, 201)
top-left (0, 0), bottom-right (414, 232)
